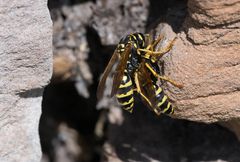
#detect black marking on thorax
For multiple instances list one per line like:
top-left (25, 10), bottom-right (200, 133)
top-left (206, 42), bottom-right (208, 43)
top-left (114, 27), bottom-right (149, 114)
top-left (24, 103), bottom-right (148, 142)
top-left (118, 33), bottom-right (146, 76)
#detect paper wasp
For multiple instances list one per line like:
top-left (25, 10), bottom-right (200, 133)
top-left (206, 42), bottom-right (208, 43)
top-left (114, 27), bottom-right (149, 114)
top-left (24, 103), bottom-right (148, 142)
top-left (97, 32), bottom-right (182, 115)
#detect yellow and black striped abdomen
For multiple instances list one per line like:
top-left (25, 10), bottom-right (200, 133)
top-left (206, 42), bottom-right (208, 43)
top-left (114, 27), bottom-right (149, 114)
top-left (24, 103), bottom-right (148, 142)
top-left (116, 73), bottom-right (134, 113)
top-left (154, 85), bottom-right (174, 115)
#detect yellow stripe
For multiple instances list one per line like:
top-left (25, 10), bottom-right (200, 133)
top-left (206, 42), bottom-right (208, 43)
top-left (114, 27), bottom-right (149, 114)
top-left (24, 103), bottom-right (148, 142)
top-left (155, 87), bottom-right (162, 95)
top-left (137, 50), bottom-right (141, 55)
top-left (157, 95), bottom-right (167, 107)
top-left (137, 34), bottom-right (144, 46)
top-left (123, 103), bottom-right (134, 111)
top-left (128, 109), bottom-right (133, 113)
top-left (130, 34), bottom-right (137, 40)
top-left (151, 58), bottom-right (156, 63)
top-left (118, 44), bottom-right (125, 49)
top-left (119, 79), bottom-right (132, 88)
top-left (143, 54), bottom-right (150, 59)
top-left (133, 43), bottom-right (137, 48)
top-left (116, 90), bottom-right (133, 98)
top-left (138, 34), bottom-right (143, 40)
top-left (171, 107), bottom-right (174, 114)
top-left (163, 102), bottom-right (171, 113)
top-left (120, 97), bottom-right (134, 106)
top-left (170, 107), bottom-right (174, 114)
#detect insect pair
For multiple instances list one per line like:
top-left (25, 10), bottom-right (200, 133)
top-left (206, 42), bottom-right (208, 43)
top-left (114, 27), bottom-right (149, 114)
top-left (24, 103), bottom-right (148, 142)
top-left (97, 32), bottom-right (182, 115)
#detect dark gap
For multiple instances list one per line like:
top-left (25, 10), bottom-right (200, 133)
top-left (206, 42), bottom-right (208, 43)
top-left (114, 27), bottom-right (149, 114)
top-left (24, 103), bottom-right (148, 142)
top-left (146, 0), bottom-right (188, 33)
top-left (16, 88), bottom-right (44, 98)
top-left (112, 101), bottom-right (240, 162)
top-left (119, 4), bottom-right (125, 16)
top-left (86, 25), bottom-right (116, 80)
top-left (40, 81), bottom-right (101, 162)
top-left (41, 1), bottom-right (103, 162)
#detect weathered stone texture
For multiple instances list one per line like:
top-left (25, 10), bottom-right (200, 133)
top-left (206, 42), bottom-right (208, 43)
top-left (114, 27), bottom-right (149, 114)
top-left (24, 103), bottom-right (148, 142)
top-left (51, 2), bottom-right (93, 98)
top-left (163, 0), bottom-right (240, 123)
top-left (188, 0), bottom-right (240, 26)
top-left (92, 0), bottom-right (149, 45)
top-left (0, 0), bottom-right (52, 161)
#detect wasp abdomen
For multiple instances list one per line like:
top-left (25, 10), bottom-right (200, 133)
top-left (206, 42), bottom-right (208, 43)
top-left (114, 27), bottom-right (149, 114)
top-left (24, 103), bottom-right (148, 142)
top-left (116, 73), bottom-right (134, 113)
top-left (155, 85), bottom-right (174, 114)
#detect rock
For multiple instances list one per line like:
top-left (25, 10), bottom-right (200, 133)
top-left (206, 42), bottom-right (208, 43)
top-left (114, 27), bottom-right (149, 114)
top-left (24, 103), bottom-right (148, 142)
top-left (188, 0), bottom-right (240, 26)
top-left (53, 51), bottom-right (76, 81)
top-left (53, 123), bottom-right (91, 162)
top-left (163, 0), bottom-right (240, 124)
top-left (155, 0), bottom-right (240, 140)
top-left (0, 0), bottom-right (52, 161)
top-left (51, 2), bottom-right (93, 98)
top-left (92, 0), bottom-right (149, 45)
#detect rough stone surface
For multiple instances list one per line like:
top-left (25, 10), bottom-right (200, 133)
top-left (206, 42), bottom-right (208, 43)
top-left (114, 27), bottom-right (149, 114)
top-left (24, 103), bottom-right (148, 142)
top-left (188, 0), bottom-right (240, 26)
top-left (0, 0), bottom-right (52, 161)
top-left (92, 0), bottom-right (149, 44)
top-left (163, 0), bottom-right (240, 123)
top-left (51, 2), bottom-right (93, 98)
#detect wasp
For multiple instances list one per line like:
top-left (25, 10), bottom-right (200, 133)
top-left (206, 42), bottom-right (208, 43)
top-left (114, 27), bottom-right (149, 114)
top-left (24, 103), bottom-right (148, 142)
top-left (97, 32), bottom-right (182, 115)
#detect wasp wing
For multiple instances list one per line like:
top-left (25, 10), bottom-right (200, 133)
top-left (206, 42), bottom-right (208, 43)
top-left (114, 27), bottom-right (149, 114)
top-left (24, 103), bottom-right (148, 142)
top-left (110, 43), bottom-right (132, 97)
top-left (137, 62), bottom-right (158, 110)
top-left (97, 48), bottom-right (119, 100)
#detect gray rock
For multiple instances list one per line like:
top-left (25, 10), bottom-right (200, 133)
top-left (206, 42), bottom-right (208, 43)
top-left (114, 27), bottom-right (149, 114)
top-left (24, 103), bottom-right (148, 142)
top-left (0, 0), bottom-right (52, 161)
top-left (51, 2), bottom-right (93, 98)
top-left (92, 0), bottom-right (149, 45)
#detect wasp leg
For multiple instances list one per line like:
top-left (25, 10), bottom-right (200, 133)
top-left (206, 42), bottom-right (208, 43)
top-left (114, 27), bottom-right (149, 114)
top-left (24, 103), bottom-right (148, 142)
top-left (157, 76), bottom-right (183, 88)
top-left (145, 63), bottom-right (183, 88)
top-left (145, 34), bottom-right (163, 51)
top-left (140, 34), bottom-right (164, 60)
top-left (138, 37), bottom-right (176, 59)
top-left (134, 73), bottom-right (152, 107)
top-left (151, 34), bottom-right (164, 50)
top-left (153, 108), bottom-right (161, 116)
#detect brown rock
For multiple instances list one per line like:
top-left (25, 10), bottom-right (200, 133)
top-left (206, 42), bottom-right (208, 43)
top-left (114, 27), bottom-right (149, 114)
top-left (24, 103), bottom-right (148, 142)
top-left (162, 0), bottom-right (240, 124)
top-left (188, 0), bottom-right (240, 26)
top-left (153, 0), bottom-right (240, 141)
top-left (52, 49), bottom-right (76, 81)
